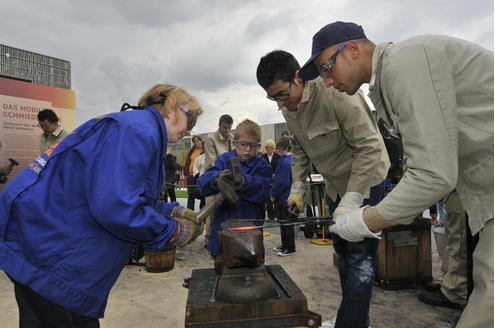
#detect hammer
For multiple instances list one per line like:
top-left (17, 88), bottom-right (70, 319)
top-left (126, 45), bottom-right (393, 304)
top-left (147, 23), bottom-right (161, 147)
top-left (196, 157), bottom-right (242, 222)
top-left (8, 158), bottom-right (19, 168)
top-left (0, 158), bottom-right (19, 184)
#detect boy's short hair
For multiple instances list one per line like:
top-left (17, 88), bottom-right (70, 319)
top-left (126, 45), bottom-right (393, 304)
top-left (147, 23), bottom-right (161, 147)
top-left (234, 119), bottom-right (261, 142)
top-left (276, 136), bottom-right (291, 151)
top-left (256, 50), bottom-right (300, 89)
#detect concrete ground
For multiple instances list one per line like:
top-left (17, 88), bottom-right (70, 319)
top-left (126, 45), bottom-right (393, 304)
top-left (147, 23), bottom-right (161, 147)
top-left (0, 198), bottom-right (459, 328)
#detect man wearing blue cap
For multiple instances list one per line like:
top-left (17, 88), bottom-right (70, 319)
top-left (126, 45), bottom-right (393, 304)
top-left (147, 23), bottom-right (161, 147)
top-left (257, 50), bottom-right (390, 328)
top-left (300, 21), bottom-right (493, 328)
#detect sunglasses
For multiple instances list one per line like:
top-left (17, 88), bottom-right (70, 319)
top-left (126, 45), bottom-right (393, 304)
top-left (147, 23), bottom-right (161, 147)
top-left (318, 42), bottom-right (349, 79)
top-left (178, 104), bottom-right (198, 131)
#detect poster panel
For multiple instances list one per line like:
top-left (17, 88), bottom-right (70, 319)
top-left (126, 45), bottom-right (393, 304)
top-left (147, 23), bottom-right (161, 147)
top-left (0, 77), bottom-right (76, 190)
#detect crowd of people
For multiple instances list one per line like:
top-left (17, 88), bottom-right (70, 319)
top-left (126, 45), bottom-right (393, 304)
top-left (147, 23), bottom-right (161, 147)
top-left (0, 20), bottom-right (492, 328)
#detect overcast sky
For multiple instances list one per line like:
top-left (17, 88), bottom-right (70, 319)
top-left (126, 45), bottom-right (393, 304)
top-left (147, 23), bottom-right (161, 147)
top-left (1, 0), bottom-right (493, 134)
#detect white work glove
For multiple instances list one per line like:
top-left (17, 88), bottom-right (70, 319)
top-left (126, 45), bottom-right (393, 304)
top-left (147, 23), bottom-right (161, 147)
top-left (333, 192), bottom-right (363, 216)
top-left (330, 206), bottom-right (381, 242)
top-left (287, 193), bottom-right (304, 214)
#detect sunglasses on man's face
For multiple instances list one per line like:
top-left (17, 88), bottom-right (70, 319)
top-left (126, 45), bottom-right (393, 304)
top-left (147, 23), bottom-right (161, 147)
top-left (318, 42), bottom-right (349, 79)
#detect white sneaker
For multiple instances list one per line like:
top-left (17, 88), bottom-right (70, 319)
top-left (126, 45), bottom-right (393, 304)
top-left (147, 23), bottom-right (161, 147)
top-left (320, 317), bottom-right (336, 328)
top-left (320, 317), bottom-right (371, 328)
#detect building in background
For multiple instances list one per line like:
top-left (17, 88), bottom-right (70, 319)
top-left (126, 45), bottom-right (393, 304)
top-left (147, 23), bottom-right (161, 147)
top-left (0, 45), bottom-right (75, 190)
top-left (0, 44), bottom-right (71, 89)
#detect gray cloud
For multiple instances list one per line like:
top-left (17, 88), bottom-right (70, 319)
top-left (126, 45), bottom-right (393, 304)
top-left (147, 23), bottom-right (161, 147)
top-left (0, 0), bottom-right (492, 134)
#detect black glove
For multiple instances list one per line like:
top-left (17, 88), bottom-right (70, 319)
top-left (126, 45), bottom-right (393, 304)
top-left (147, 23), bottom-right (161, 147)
top-left (0, 166), bottom-right (12, 176)
top-left (217, 169), bottom-right (245, 189)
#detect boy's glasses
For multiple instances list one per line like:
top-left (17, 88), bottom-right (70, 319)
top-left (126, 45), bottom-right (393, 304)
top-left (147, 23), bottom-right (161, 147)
top-left (235, 140), bottom-right (261, 150)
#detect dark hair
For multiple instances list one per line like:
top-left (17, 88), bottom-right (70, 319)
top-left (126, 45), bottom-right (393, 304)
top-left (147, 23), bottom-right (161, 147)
top-left (219, 114), bottom-right (233, 125)
top-left (276, 136), bottom-right (291, 151)
top-left (192, 135), bottom-right (202, 142)
top-left (256, 50), bottom-right (300, 89)
top-left (37, 109), bottom-right (59, 123)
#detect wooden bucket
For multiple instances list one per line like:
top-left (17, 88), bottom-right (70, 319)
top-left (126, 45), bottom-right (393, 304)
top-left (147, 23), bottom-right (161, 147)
top-left (144, 244), bottom-right (176, 273)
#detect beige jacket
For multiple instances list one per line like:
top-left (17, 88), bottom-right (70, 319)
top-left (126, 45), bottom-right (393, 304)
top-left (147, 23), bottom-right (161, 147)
top-left (368, 36), bottom-right (494, 234)
top-left (204, 129), bottom-right (234, 169)
top-left (39, 126), bottom-right (68, 153)
top-left (284, 78), bottom-right (389, 200)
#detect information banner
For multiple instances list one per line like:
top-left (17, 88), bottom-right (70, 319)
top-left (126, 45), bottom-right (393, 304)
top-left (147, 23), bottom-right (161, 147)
top-left (0, 77), bottom-right (76, 190)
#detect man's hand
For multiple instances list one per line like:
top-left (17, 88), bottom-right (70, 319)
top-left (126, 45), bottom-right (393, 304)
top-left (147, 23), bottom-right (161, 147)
top-left (0, 166), bottom-right (12, 176)
top-left (333, 192), bottom-right (363, 216)
top-left (170, 206), bottom-right (203, 247)
top-left (330, 206), bottom-right (381, 242)
top-left (287, 193), bottom-right (304, 214)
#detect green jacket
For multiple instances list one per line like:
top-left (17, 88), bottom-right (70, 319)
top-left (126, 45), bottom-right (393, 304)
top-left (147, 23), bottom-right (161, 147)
top-left (369, 36), bottom-right (493, 234)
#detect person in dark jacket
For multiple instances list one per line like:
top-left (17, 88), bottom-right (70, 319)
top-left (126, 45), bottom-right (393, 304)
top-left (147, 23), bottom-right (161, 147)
top-left (198, 119), bottom-right (272, 257)
top-left (0, 84), bottom-right (203, 327)
top-left (270, 137), bottom-right (294, 256)
top-left (162, 149), bottom-right (178, 202)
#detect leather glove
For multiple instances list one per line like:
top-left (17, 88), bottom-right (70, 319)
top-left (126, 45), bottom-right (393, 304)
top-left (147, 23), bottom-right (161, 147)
top-left (217, 170), bottom-right (234, 185)
top-left (216, 171), bottom-right (239, 203)
top-left (333, 192), bottom-right (363, 216)
top-left (0, 166), bottom-right (12, 176)
top-left (330, 206), bottom-right (381, 242)
top-left (217, 169), bottom-right (245, 189)
top-left (287, 193), bottom-right (304, 214)
top-left (170, 206), bottom-right (203, 247)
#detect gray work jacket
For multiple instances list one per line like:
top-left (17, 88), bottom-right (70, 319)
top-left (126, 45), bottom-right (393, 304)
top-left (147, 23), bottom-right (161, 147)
top-left (283, 78), bottom-right (389, 200)
top-left (369, 36), bottom-right (494, 234)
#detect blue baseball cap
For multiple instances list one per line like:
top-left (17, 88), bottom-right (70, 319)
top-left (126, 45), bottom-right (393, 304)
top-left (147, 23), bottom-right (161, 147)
top-left (299, 21), bottom-right (366, 81)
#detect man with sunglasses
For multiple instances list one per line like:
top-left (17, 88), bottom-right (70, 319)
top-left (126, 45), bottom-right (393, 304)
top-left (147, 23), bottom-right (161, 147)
top-left (299, 21), bottom-right (493, 328)
top-left (257, 50), bottom-right (390, 328)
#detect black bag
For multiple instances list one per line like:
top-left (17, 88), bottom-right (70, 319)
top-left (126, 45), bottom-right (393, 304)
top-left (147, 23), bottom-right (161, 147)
top-left (378, 118), bottom-right (404, 184)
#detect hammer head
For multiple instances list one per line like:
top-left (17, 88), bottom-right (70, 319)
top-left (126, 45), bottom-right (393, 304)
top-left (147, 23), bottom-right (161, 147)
top-left (8, 158), bottom-right (19, 167)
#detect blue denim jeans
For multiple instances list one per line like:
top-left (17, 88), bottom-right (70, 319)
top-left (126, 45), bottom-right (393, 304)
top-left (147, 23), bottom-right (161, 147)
top-left (332, 181), bottom-right (386, 328)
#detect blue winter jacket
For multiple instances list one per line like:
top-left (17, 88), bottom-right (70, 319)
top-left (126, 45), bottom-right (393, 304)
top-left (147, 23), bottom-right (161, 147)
top-left (0, 106), bottom-right (178, 318)
top-left (197, 150), bottom-right (272, 256)
top-left (270, 154), bottom-right (292, 208)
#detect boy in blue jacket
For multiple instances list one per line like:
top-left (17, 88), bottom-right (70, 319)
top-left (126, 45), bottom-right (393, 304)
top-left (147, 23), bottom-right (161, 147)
top-left (198, 119), bottom-right (272, 257)
top-left (0, 84), bottom-right (203, 327)
top-left (270, 136), bottom-right (295, 256)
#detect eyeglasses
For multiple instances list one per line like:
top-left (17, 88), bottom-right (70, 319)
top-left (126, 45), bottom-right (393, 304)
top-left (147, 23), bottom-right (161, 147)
top-left (178, 104), bottom-right (198, 131)
top-left (235, 140), bottom-right (261, 150)
top-left (318, 42), bottom-right (349, 79)
top-left (266, 82), bottom-right (293, 102)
